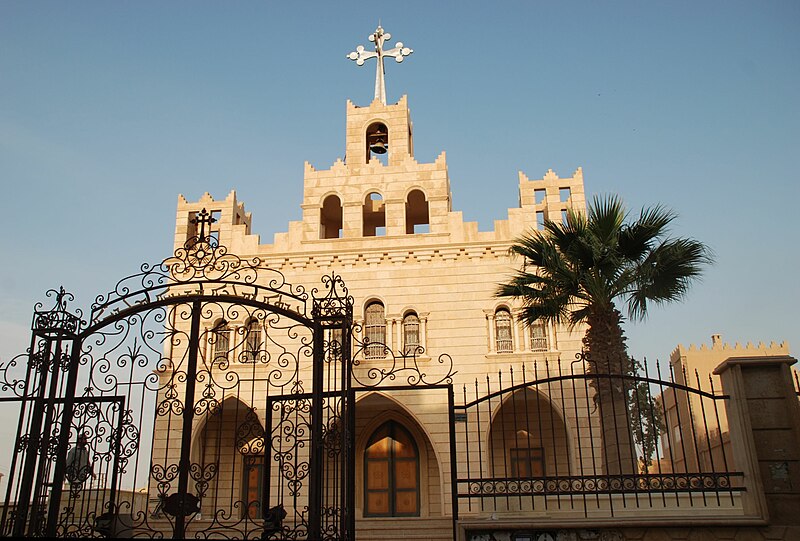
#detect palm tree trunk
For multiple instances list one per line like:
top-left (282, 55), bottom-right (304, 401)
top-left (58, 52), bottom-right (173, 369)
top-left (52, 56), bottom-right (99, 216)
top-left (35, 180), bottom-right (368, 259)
top-left (585, 307), bottom-right (636, 476)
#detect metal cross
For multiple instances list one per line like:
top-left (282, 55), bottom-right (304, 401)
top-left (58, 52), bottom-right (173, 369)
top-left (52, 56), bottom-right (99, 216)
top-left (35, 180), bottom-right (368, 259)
top-left (190, 208), bottom-right (217, 239)
top-left (347, 26), bottom-right (413, 105)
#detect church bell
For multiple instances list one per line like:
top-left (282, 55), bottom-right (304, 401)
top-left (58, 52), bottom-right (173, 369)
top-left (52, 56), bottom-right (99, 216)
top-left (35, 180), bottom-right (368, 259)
top-left (367, 127), bottom-right (388, 155)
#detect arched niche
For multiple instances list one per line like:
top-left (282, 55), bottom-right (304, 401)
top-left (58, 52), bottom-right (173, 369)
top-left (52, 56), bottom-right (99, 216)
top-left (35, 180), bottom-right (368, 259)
top-left (354, 392), bottom-right (443, 519)
top-left (363, 192), bottom-right (386, 237)
top-left (320, 194), bottom-right (343, 239)
top-left (191, 396), bottom-right (266, 519)
top-left (405, 189), bottom-right (429, 234)
top-left (486, 388), bottom-right (572, 479)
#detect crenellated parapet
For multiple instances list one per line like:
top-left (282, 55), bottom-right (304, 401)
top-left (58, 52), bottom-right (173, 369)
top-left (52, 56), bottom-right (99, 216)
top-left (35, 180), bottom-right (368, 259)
top-left (519, 167), bottom-right (586, 220)
top-left (174, 96), bottom-right (588, 265)
top-left (669, 334), bottom-right (792, 387)
top-left (174, 190), bottom-right (254, 252)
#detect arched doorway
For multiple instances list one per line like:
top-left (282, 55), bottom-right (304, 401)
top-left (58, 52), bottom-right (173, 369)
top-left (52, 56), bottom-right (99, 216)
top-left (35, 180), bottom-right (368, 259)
top-left (364, 420), bottom-right (420, 517)
top-left (354, 393), bottom-right (443, 520)
top-left (487, 388), bottom-right (572, 480)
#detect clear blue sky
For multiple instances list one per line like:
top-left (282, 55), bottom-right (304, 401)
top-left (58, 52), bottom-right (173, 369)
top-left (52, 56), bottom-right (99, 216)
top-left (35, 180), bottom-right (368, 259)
top-left (1, 2), bottom-right (798, 364)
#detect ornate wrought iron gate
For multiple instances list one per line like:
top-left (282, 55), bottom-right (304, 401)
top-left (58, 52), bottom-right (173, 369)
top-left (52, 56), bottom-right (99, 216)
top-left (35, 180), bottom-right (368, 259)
top-left (0, 215), bottom-right (354, 540)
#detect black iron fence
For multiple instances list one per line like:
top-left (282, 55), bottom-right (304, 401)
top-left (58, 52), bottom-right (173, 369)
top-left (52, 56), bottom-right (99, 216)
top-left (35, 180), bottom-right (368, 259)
top-left (452, 355), bottom-right (743, 517)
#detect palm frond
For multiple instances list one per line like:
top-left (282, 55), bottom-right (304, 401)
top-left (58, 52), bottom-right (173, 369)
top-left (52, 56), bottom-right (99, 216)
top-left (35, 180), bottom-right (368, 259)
top-left (498, 194), bottom-right (711, 338)
top-left (627, 238), bottom-right (713, 320)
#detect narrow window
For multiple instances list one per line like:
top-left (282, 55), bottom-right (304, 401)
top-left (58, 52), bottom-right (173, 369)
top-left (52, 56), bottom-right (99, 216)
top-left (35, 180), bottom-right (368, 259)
top-left (534, 189), bottom-right (546, 204)
top-left (495, 309), bottom-right (513, 353)
top-left (209, 210), bottom-right (221, 245)
top-left (402, 313), bottom-right (420, 355)
top-left (242, 455), bottom-right (264, 519)
top-left (559, 187), bottom-right (571, 202)
top-left (561, 209), bottom-right (569, 225)
top-left (363, 192), bottom-right (386, 237)
top-left (530, 321), bottom-right (547, 352)
top-left (536, 211), bottom-right (545, 230)
top-left (212, 320), bottom-right (230, 364)
top-left (405, 190), bottom-right (430, 234)
top-left (320, 195), bottom-right (343, 239)
top-left (364, 421), bottom-right (420, 517)
top-left (364, 302), bottom-right (386, 359)
top-left (243, 320), bottom-right (261, 363)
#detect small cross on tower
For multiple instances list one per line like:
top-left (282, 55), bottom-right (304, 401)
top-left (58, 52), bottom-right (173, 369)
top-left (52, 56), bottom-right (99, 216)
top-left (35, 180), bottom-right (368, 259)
top-left (347, 26), bottom-right (413, 105)
top-left (190, 208), bottom-right (217, 240)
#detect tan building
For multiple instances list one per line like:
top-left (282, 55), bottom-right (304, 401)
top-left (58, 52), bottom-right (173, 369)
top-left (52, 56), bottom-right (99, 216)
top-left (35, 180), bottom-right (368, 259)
top-left (659, 335), bottom-right (792, 473)
top-left (146, 93), bottom-right (602, 536)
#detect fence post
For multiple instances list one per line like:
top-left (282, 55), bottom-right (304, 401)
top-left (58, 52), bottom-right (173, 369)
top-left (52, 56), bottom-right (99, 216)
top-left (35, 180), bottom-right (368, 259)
top-left (714, 355), bottom-right (800, 526)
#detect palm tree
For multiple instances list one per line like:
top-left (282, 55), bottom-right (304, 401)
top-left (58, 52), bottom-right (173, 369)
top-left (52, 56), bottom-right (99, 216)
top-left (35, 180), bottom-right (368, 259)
top-left (497, 195), bottom-right (711, 475)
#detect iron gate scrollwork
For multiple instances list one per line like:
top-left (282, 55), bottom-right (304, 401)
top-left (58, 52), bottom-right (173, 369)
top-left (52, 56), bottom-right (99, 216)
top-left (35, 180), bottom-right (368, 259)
top-left (0, 210), bottom-right (355, 540)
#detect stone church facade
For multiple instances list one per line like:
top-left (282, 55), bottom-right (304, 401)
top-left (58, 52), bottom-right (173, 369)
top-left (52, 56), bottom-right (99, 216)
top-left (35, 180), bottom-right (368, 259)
top-left (161, 94), bottom-right (591, 536)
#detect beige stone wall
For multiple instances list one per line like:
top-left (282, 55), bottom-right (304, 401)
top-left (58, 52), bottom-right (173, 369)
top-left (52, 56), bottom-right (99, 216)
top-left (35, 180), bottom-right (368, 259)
top-left (661, 336), bottom-right (792, 473)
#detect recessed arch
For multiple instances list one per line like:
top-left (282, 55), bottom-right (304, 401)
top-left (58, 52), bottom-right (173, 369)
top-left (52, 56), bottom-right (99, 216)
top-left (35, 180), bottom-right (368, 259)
top-left (405, 189), bottom-right (429, 234)
top-left (320, 194), bottom-right (343, 239)
top-left (363, 191), bottom-right (386, 237)
top-left (354, 392), bottom-right (443, 519)
top-left (190, 396), bottom-right (266, 519)
top-left (486, 387), bottom-right (573, 478)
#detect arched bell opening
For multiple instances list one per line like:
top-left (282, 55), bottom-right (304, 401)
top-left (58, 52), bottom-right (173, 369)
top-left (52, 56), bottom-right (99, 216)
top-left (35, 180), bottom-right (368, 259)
top-left (320, 194), bottom-right (343, 239)
top-left (405, 189), bottom-right (429, 234)
top-left (362, 192), bottom-right (386, 237)
top-left (365, 122), bottom-right (389, 164)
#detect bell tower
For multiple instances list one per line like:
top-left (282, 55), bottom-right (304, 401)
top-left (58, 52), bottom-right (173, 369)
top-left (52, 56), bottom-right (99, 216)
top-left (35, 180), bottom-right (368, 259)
top-left (346, 26), bottom-right (414, 165)
top-left (344, 96), bottom-right (414, 166)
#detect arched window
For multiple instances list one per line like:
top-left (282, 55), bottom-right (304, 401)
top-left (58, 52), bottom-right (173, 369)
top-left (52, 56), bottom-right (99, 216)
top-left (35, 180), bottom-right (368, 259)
top-left (495, 309), bottom-right (513, 353)
top-left (212, 320), bottom-right (230, 363)
top-left (363, 192), bottom-right (386, 237)
top-left (364, 302), bottom-right (386, 359)
top-left (320, 195), bottom-right (343, 239)
top-left (243, 320), bottom-right (261, 363)
top-left (364, 421), bottom-right (419, 517)
top-left (530, 320), bottom-right (548, 352)
top-left (405, 190), bottom-right (429, 234)
top-left (402, 312), bottom-right (420, 356)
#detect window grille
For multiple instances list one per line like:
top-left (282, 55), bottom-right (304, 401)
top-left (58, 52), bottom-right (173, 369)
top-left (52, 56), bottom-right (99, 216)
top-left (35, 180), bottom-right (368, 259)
top-left (213, 321), bottom-right (230, 363)
top-left (495, 309), bottom-right (513, 353)
top-left (403, 313), bottom-right (420, 355)
top-left (244, 320), bottom-right (261, 363)
top-left (365, 303), bottom-right (386, 359)
top-left (530, 321), bottom-right (548, 352)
